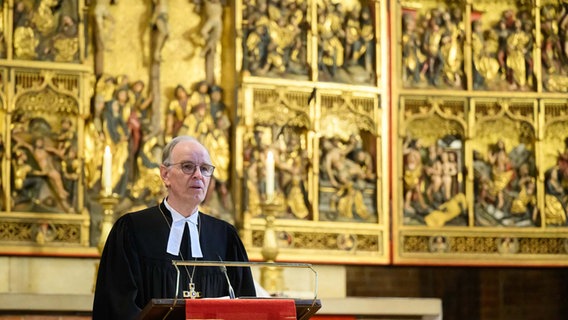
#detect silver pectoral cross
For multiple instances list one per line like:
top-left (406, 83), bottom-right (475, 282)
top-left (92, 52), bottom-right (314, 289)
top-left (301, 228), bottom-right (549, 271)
top-left (183, 282), bottom-right (201, 299)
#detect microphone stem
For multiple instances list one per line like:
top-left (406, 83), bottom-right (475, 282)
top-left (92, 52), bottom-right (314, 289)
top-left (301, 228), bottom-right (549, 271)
top-left (223, 269), bottom-right (236, 299)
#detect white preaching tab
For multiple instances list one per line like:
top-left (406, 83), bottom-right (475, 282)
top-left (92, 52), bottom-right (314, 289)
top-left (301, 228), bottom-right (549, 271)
top-left (187, 212), bottom-right (203, 258)
top-left (165, 201), bottom-right (203, 258)
top-left (167, 218), bottom-right (185, 256)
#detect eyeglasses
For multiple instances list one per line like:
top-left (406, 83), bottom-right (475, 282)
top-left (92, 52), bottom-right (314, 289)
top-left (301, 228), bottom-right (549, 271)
top-left (165, 161), bottom-right (215, 177)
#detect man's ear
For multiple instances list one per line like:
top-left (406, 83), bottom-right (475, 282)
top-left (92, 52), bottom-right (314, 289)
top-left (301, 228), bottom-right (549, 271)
top-left (160, 165), bottom-right (170, 187)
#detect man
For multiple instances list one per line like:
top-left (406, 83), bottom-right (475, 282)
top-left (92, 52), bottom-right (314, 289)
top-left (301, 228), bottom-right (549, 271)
top-left (93, 136), bottom-right (256, 319)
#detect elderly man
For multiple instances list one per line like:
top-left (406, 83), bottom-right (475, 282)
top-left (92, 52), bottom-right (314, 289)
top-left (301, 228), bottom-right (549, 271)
top-left (93, 135), bottom-right (256, 320)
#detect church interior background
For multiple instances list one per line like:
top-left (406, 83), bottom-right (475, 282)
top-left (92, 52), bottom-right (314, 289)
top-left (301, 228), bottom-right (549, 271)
top-left (1, 0), bottom-right (568, 318)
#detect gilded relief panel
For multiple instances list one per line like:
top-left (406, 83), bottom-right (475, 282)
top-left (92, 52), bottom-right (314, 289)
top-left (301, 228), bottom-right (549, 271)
top-left (240, 0), bottom-right (380, 85)
top-left (541, 100), bottom-right (568, 226)
top-left (399, 0), bottom-right (536, 91)
top-left (318, 91), bottom-right (379, 223)
top-left (470, 0), bottom-right (535, 91)
top-left (401, 0), bottom-right (466, 89)
top-left (241, 86), bottom-right (313, 221)
top-left (541, 1), bottom-right (568, 92)
top-left (398, 97), bottom-right (467, 227)
top-left (0, 69), bottom-right (90, 250)
top-left (10, 70), bottom-right (81, 213)
top-left (472, 99), bottom-right (537, 227)
top-left (85, 0), bottom-right (234, 223)
top-left (238, 81), bottom-right (388, 263)
top-left (13, 0), bottom-right (81, 62)
top-left (316, 0), bottom-right (377, 84)
top-left (241, 0), bottom-right (310, 79)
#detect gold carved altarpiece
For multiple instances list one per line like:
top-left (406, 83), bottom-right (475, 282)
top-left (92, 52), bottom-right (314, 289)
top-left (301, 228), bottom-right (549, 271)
top-left (394, 0), bottom-right (568, 265)
top-left (0, 0), bottom-right (566, 267)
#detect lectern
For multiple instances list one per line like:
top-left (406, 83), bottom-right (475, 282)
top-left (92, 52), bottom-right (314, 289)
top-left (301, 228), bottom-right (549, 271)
top-left (138, 260), bottom-right (321, 319)
top-left (137, 298), bottom-right (321, 320)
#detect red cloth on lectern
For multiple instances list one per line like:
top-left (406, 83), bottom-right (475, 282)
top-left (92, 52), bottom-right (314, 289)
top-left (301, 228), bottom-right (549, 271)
top-left (185, 298), bottom-right (297, 320)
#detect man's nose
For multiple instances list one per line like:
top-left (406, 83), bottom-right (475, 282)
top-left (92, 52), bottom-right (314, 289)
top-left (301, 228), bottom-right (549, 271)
top-left (191, 166), bottom-right (204, 178)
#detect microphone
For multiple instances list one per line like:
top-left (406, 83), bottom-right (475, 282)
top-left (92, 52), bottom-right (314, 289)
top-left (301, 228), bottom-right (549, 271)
top-left (218, 255), bottom-right (236, 299)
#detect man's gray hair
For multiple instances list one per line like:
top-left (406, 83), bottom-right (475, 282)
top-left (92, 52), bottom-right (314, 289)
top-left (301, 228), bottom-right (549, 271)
top-left (161, 136), bottom-right (200, 165)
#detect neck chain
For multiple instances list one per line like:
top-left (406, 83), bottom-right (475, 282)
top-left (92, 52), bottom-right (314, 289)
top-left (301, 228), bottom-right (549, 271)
top-left (158, 203), bottom-right (202, 299)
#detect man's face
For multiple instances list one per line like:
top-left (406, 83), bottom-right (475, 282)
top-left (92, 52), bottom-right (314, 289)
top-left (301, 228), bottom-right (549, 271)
top-left (160, 140), bottom-right (212, 207)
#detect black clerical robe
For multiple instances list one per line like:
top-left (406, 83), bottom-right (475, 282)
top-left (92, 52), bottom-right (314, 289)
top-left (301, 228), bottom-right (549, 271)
top-left (92, 201), bottom-right (256, 320)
